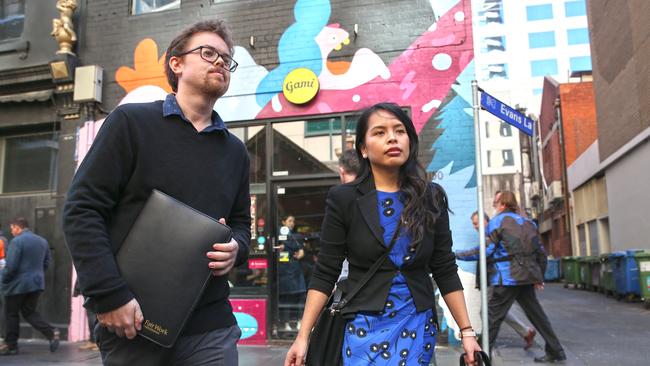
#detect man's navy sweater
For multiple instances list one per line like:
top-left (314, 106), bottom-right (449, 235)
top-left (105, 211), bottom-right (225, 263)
top-left (63, 100), bottom-right (251, 334)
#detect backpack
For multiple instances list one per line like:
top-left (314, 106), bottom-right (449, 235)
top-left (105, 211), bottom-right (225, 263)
top-left (488, 216), bottom-right (547, 284)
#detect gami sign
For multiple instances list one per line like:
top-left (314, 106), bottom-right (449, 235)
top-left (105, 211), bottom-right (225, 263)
top-left (480, 91), bottom-right (534, 136)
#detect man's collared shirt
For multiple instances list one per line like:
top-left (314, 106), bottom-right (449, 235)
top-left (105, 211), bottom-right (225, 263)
top-left (162, 93), bottom-right (228, 134)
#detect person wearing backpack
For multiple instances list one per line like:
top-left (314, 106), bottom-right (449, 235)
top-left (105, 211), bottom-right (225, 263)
top-left (480, 191), bottom-right (565, 363)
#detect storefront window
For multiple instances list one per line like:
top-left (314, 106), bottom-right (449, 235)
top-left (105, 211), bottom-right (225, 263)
top-left (0, 0), bottom-right (25, 41)
top-left (273, 120), bottom-right (342, 176)
top-left (2, 132), bottom-right (57, 194)
top-left (131, 0), bottom-right (180, 15)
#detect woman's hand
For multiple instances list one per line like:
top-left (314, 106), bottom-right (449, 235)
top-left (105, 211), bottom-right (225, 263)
top-left (461, 336), bottom-right (482, 365)
top-left (284, 336), bottom-right (309, 366)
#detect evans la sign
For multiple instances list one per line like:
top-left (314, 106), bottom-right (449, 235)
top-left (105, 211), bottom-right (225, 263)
top-left (480, 91), bottom-right (534, 136)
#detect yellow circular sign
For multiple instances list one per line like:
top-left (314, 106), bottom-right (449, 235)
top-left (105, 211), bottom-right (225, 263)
top-left (282, 68), bottom-right (320, 105)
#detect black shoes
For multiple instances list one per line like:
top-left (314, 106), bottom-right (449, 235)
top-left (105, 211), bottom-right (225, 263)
top-left (534, 352), bottom-right (567, 363)
top-left (49, 328), bottom-right (60, 353)
top-left (0, 343), bottom-right (18, 356)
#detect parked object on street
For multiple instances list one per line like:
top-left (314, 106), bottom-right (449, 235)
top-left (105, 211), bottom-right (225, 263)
top-left (610, 250), bottom-right (642, 301)
top-left (633, 251), bottom-right (650, 309)
top-left (578, 257), bottom-right (591, 290)
top-left (587, 256), bottom-right (601, 292)
top-left (544, 258), bottom-right (560, 282)
top-left (562, 257), bottom-right (580, 288)
top-left (599, 254), bottom-right (615, 297)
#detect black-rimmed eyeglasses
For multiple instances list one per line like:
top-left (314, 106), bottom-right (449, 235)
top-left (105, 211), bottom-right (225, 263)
top-left (176, 46), bottom-right (239, 72)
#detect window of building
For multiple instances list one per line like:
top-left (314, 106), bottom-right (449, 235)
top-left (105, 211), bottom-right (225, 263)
top-left (499, 122), bottom-right (512, 137)
top-left (530, 59), bottom-right (558, 77)
top-left (528, 31), bottom-right (556, 48)
top-left (485, 122), bottom-right (490, 138)
top-left (1, 132), bottom-right (58, 194)
top-left (501, 149), bottom-right (514, 166)
top-left (565, 0), bottom-right (586, 17)
top-left (478, 0), bottom-right (503, 25)
top-left (577, 224), bottom-right (586, 255)
top-left (481, 63), bottom-right (508, 80)
top-left (567, 28), bottom-right (590, 45)
top-left (486, 150), bottom-right (492, 168)
top-left (481, 36), bottom-right (506, 53)
top-left (569, 56), bottom-right (592, 72)
top-left (526, 4), bottom-right (553, 21)
top-left (304, 116), bottom-right (357, 137)
top-left (0, 0), bottom-right (25, 41)
top-left (588, 220), bottom-right (599, 255)
top-left (131, 0), bottom-right (180, 15)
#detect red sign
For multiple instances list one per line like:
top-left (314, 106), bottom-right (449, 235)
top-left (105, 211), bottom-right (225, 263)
top-left (248, 258), bottom-right (268, 269)
top-left (230, 298), bottom-right (267, 345)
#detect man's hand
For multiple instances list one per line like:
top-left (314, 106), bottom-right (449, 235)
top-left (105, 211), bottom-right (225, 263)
top-left (207, 218), bottom-right (239, 276)
top-left (96, 298), bottom-right (143, 339)
top-left (534, 282), bottom-right (545, 291)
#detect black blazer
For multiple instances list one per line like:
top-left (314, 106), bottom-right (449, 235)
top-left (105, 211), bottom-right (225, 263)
top-left (309, 175), bottom-right (463, 317)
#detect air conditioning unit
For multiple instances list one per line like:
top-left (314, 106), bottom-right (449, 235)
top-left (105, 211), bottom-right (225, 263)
top-left (547, 180), bottom-right (563, 203)
top-left (529, 183), bottom-right (541, 200)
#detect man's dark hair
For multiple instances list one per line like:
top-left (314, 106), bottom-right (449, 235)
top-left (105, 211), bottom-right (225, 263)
top-left (338, 149), bottom-right (360, 176)
top-left (10, 217), bottom-right (29, 229)
top-left (471, 211), bottom-right (490, 223)
top-left (164, 20), bottom-right (234, 92)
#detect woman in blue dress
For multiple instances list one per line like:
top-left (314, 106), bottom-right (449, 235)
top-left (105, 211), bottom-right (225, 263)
top-left (285, 102), bottom-right (481, 366)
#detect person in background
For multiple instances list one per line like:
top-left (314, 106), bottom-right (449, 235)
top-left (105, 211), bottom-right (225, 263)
top-left (337, 149), bottom-right (361, 281)
top-left (285, 102), bottom-right (481, 366)
top-left (276, 215), bottom-right (307, 332)
top-left (456, 211), bottom-right (537, 350)
top-left (459, 191), bottom-right (565, 363)
top-left (0, 225), bottom-right (7, 340)
top-left (0, 217), bottom-right (59, 356)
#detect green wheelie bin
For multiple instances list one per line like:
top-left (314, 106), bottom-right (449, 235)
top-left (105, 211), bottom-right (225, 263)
top-left (633, 252), bottom-right (650, 309)
top-left (578, 257), bottom-right (590, 290)
top-left (562, 256), bottom-right (580, 289)
top-left (600, 253), bottom-right (614, 296)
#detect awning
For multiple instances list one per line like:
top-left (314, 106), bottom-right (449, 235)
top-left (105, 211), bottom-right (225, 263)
top-left (0, 89), bottom-right (53, 103)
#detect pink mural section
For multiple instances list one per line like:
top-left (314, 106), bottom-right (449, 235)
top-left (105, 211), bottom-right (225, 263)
top-left (256, 0), bottom-right (473, 133)
top-left (68, 119), bottom-right (105, 342)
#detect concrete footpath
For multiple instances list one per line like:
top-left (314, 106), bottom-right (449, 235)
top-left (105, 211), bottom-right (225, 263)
top-left (2, 283), bottom-right (649, 365)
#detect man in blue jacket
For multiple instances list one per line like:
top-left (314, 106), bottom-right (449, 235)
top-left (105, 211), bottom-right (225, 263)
top-left (460, 191), bottom-right (565, 363)
top-left (0, 217), bottom-right (59, 356)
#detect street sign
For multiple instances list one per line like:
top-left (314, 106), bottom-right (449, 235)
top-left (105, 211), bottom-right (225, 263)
top-left (480, 91), bottom-right (534, 136)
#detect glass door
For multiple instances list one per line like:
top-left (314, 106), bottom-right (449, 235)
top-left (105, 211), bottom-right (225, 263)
top-left (271, 180), bottom-right (337, 338)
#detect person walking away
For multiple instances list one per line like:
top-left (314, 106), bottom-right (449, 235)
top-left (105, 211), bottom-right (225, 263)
top-left (456, 211), bottom-right (537, 349)
top-left (285, 102), bottom-right (481, 366)
top-left (63, 20), bottom-right (251, 366)
top-left (0, 217), bottom-right (59, 356)
top-left (483, 191), bottom-right (565, 363)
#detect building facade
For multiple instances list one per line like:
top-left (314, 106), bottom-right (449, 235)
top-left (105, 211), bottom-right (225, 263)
top-left (55, 0), bottom-right (485, 343)
top-left (584, 0), bottom-right (650, 252)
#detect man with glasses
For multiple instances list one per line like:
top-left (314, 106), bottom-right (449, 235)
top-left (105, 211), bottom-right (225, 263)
top-left (63, 20), bottom-right (250, 365)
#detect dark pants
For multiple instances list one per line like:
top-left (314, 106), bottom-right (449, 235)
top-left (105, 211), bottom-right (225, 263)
top-left (488, 285), bottom-right (564, 357)
top-left (4, 291), bottom-right (55, 348)
top-left (96, 323), bottom-right (241, 366)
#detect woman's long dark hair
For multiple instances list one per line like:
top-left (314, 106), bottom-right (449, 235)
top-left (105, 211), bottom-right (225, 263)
top-left (354, 102), bottom-right (448, 248)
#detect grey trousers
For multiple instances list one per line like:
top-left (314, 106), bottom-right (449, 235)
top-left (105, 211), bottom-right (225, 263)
top-left (488, 285), bottom-right (564, 357)
top-left (96, 323), bottom-right (241, 366)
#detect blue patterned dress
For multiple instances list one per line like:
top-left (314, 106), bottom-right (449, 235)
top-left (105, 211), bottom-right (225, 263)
top-left (342, 191), bottom-right (437, 366)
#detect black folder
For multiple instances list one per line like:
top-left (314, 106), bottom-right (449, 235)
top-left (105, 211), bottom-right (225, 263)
top-left (116, 189), bottom-right (232, 348)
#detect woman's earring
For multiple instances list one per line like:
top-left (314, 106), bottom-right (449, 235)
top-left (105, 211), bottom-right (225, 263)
top-left (362, 154), bottom-right (367, 158)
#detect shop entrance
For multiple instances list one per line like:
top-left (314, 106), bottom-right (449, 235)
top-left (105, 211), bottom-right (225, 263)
top-left (271, 179), bottom-right (337, 338)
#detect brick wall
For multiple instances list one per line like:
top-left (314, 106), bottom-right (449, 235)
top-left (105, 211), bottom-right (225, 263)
top-left (559, 82), bottom-right (598, 166)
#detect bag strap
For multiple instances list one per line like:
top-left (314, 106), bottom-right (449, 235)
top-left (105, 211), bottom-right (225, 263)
top-left (459, 351), bottom-right (492, 366)
top-left (333, 220), bottom-right (403, 310)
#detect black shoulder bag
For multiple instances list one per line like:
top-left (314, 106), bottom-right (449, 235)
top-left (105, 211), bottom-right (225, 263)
top-left (305, 221), bottom-right (402, 366)
top-left (459, 351), bottom-right (492, 366)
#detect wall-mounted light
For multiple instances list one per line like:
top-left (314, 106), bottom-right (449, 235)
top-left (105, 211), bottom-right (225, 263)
top-left (249, 36), bottom-right (255, 48)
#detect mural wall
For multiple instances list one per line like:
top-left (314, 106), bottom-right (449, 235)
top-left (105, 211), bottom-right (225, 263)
top-left (76, 0), bottom-right (482, 340)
